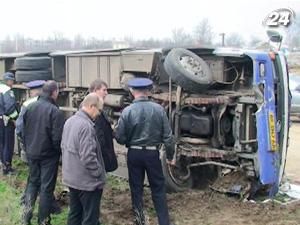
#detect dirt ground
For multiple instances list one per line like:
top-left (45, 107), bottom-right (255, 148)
top-left (5, 123), bottom-right (300, 225)
top-left (285, 121), bottom-right (300, 183)
top-left (100, 185), bottom-right (300, 225)
top-left (97, 123), bottom-right (300, 225)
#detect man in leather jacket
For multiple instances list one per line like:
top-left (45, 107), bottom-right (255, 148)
top-left (23, 80), bottom-right (64, 225)
top-left (115, 78), bottom-right (175, 225)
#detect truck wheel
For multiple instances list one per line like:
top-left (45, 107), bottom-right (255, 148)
top-left (164, 48), bottom-right (213, 93)
top-left (15, 57), bottom-right (51, 70)
top-left (16, 70), bottom-right (52, 82)
top-left (161, 150), bottom-right (193, 192)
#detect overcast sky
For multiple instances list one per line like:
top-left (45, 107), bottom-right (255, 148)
top-left (0, 0), bottom-right (299, 42)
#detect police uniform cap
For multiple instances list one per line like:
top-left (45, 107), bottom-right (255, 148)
top-left (25, 80), bottom-right (46, 89)
top-left (3, 72), bottom-right (15, 81)
top-left (127, 78), bottom-right (153, 89)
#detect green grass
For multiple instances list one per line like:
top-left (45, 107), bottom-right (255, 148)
top-left (0, 158), bottom-right (131, 225)
top-left (0, 159), bottom-right (70, 225)
top-left (0, 181), bottom-right (23, 225)
top-left (106, 175), bottom-right (129, 192)
top-left (51, 208), bottom-right (69, 225)
top-left (13, 158), bottom-right (30, 183)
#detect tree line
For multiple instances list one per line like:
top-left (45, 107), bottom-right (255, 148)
top-left (0, 18), bottom-right (299, 53)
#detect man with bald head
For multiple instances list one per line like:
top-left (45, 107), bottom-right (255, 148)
top-left (61, 93), bottom-right (106, 225)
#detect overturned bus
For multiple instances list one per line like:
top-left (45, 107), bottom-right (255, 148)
top-left (1, 44), bottom-right (290, 197)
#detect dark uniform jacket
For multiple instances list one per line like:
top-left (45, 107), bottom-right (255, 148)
top-left (16, 96), bottom-right (38, 142)
top-left (115, 96), bottom-right (175, 160)
top-left (0, 82), bottom-right (18, 119)
top-left (94, 113), bottom-right (118, 172)
top-left (24, 95), bottom-right (64, 159)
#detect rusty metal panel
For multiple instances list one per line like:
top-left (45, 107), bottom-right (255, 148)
top-left (152, 92), bottom-right (233, 104)
top-left (109, 56), bottom-right (121, 88)
top-left (82, 56), bottom-right (98, 88)
top-left (67, 57), bottom-right (81, 87)
top-left (99, 57), bottom-right (109, 85)
top-left (122, 52), bottom-right (156, 73)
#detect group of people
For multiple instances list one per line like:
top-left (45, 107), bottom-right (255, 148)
top-left (0, 72), bottom-right (176, 225)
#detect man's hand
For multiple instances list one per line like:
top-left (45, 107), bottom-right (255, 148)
top-left (166, 159), bottom-right (176, 166)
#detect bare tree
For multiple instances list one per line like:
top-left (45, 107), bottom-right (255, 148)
top-left (86, 37), bottom-right (112, 49)
top-left (12, 33), bottom-right (26, 52)
top-left (171, 28), bottom-right (194, 47)
top-left (194, 18), bottom-right (214, 46)
top-left (249, 36), bottom-right (263, 48)
top-left (1, 36), bottom-right (15, 53)
top-left (226, 33), bottom-right (245, 47)
top-left (286, 12), bottom-right (300, 50)
top-left (73, 34), bottom-right (86, 49)
top-left (135, 38), bottom-right (162, 48)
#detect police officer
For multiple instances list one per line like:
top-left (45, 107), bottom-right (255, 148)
top-left (115, 78), bottom-right (175, 225)
top-left (0, 72), bottom-right (18, 175)
top-left (16, 80), bottom-right (46, 148)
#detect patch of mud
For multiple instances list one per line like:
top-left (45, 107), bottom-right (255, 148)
top-left (97, 182), bottom-right (300, 225)
top-left (210, 171), bottom-right (252, 198)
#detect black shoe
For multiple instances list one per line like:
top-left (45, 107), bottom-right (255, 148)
top-left (3, 164), bottom-right (16, 176)
top-left (3, 168), bottom-right (16, 175)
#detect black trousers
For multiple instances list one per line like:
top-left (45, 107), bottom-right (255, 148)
top-left (24, 155), bottom-right (59, 224)
top-left (127, 149), bottom-right (170, 225)
top-left (67, 187), bottom-right (103, 225)
top-left (0, 120), bottom-right (15, 166)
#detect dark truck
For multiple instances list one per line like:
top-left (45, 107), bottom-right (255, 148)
top-left (1, 42), bottom-right (290, 197)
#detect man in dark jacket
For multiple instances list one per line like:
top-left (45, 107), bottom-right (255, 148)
top-left (61, 93), bottom-right (106, 225)
top-left (0, 72), bottom-right (18, 175)
top-left (89, 79), bottom-right (118, 172)
top-left (23, 80), bottom-right (64, 225)
top-left (115, 78), bottom-right (175, 225)
top-left (17, 80), bottom-right (61, 214)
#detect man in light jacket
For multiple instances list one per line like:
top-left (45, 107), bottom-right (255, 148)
top-left (61, 93), bottom-right (106, 225)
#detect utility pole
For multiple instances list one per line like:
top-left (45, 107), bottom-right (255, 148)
top-left (219, 33), bottom-right (225, 47)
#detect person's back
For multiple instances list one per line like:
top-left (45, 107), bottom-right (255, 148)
top-left (16, 96), bottom-right (38, 142)
top-left (115, 78), bottom-right (175, 225)
top-left (116, 96), bottom-right (174, 161)
top-left (16, 80), bottom-right (46, 144)
top-left (22, 80), bottom-right (64, 225)
top-left (122, 98), bottom-right (167, 146)
top-left (24, 95), bottom-right (63, 159)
